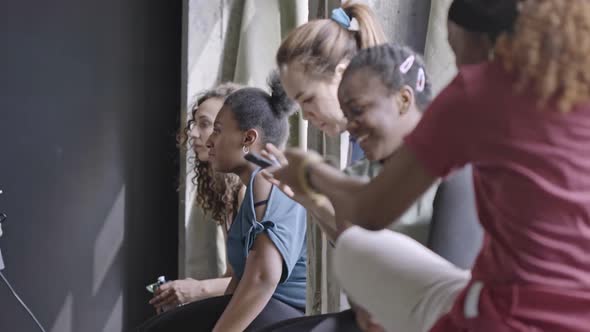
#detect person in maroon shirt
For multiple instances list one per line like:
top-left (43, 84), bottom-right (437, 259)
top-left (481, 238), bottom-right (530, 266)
top-left (266, 0), bottom-right (590, 331)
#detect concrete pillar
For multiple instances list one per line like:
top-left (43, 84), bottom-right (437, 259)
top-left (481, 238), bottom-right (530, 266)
top-left (181, 0), bottom-right (246, 280)
top-left (364, 0), bottom-right (432, 52)
top-left (423, 0), bottom-right (457, 95)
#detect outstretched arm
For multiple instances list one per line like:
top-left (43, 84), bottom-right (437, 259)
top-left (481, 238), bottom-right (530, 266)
top-left (212, 234), bottom-right (283, 332)
top-left (261, 144), bottom-right (342, 241)
top-left (272, 145), bottom-right (436, 231)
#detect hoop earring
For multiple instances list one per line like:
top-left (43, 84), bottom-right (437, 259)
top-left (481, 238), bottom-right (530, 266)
top-left (242, 145), bottom-right (250, 154)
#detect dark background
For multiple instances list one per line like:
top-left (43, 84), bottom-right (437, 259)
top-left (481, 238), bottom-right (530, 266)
top-left (0, 1), bottom-right (181, 331)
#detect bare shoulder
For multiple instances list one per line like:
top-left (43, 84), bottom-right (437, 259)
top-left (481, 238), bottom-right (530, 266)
top-left (251, 172), bottom-right (272, 220)
top-left (237, 185), bottom-right (246, 207)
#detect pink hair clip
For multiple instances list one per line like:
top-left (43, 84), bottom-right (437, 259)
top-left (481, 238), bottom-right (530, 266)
top-left (399, 55), bottom-right (415, 74)
top-left (416, 68), bottom-right (426, 92)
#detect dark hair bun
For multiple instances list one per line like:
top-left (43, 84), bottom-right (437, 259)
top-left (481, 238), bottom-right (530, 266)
top-left (267, 70), bottom-right (298, 118)
top-left (449, 0), bottom-right (518, 38)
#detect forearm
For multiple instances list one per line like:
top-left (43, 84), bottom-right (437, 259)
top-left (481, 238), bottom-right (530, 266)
top-left (214, 232), bottom-right (283, 332)
top-left (310, 146), bottom-right (437, 230)
top-left (310, 214), bottom-right (339, 243)
top-left (199, 277), bottom-right (231, 299)
top-left (224, 275), bottom-right (239, 295)
top-left (300, 196), bottom-right (340, 242)
top-left (307, 162), bottom-right (366, 228)
top-left (309, 162), bottom-right (367, 199)
top-left (213, 277), bottom-right (277, 332)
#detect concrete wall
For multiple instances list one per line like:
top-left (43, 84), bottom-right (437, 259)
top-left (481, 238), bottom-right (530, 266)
top-left (424, 0), bottom-right (457, 94)
top-left (365, 0), bottom-right (432, 52)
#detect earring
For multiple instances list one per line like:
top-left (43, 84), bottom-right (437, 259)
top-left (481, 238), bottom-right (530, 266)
top-left (242, 145), bottom-right (250, 154)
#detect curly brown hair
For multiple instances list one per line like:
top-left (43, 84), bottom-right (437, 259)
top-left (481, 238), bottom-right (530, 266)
top-left (495, 0), bottom-right (590, 112)
top-left (180, 83), bottom-right (243, 226)
top-left (192, 161), bottom-right (242, 228)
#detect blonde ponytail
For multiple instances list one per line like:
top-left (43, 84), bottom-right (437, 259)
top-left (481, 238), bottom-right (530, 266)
top-left (342, 1), bottom-right (386, 49)
top-left (277, 1), bottom-right (386, 79)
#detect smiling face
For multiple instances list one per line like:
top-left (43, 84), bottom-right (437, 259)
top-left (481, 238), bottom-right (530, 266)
top-left (279, 62), bottom-right (348, 137)
top-left (338, 69), bottom-right (422, 161)
top-left (189, 97), bottom-right (224, 162)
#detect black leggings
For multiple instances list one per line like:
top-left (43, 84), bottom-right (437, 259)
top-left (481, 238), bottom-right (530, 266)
top-left (253, 309), bottom-right (361, 332)
top-left (134, 295), bottom-right (304, 332)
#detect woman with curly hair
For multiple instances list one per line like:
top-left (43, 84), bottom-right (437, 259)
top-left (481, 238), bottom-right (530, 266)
top-left (149, 82), bottom-right (245, 313)
top-left (269, 0), bottom-right (590, 331)
top-left (187, 84), bottom-right (244, 232)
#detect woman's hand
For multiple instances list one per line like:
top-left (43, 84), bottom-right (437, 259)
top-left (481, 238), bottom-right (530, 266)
top-left (149, 278), bottom-right (203, 313)
top-left (261, 144), bottom-right (323, 197)
top-left (262, 144), bottom-right (346, 241)
top-left (260, 144), bottom-right (295, 198)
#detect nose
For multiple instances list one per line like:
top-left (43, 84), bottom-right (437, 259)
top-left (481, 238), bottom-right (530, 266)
top-left (189, 126), bottom-right (199, 139)
top-left (346, 119), bottom-right (360, 134)
top-left (206, 137), bottom-right (213, 149)
top-left (301, 108), bottom-right (316, 122)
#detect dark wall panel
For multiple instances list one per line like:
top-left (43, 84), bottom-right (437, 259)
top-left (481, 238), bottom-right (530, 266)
top-left (0, 1), bottom-right (180, 331)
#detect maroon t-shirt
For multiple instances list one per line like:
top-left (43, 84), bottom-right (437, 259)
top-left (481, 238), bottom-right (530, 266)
top-left (405, 62), bottom-right (590, 331)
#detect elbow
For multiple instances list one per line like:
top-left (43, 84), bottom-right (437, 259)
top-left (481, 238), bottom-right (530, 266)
top-left (358, 205), bottom-right (392, 231)
top-left (353, 195), bottom-right (390, 231)
top-left (339, 189), bottom-right (361, 223)
top-left (358, 215), bottom-right (389, 231)
top-left (361, 222), bottom-right (385, 231)
top-left (347, 192), bottom-right (374, 229)
top-left (247, 269), bottom-right (281, 291)
top-left (361, 208), bottom-right (405, 231)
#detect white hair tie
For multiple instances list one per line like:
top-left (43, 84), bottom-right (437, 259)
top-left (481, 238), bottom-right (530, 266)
top-left (399, 55), bottom-right (415, 74)
top-left (348, 18), bottom-right (360, 31)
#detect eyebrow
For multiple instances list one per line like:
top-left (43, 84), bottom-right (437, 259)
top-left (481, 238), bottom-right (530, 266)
top-left (342, 95), bottom-right (358, 106)
top-left (198, 115), bottom-right (212, 121)
top-left (294, 91), bottom-right (304, 102)
top-left (347, 97), bottom-right (372, 113)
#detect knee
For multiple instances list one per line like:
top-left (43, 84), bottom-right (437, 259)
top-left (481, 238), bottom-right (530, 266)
top-left (333, 227), bottom-right (406, 293)
top-left (333, 226), bottom-right (366, 291)
top-left (333, 248), bottom-right (349, 286)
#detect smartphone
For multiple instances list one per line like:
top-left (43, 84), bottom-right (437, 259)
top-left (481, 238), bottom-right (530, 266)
top-left (146, 276), bottom-right (167, 294)
top-left (244, 153), bottom-right (275, 169)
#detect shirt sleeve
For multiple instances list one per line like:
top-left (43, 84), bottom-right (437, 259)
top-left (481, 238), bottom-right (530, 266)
top-left (246, 196), bottom-right (307, 283)
top-left (265, 202), bottom-right (307, 283)
top-left (404, 72), bottom-right (475, 178)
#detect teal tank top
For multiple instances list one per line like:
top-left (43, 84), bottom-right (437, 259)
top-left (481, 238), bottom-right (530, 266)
top-left (226, 168), bottom-right (307, 310)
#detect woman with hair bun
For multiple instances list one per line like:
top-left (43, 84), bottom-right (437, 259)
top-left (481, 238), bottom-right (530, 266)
top-left (137, 72), bottom-right (308, 332)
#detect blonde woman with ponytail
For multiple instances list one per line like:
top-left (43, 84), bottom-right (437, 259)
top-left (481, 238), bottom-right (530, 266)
top-left (277, 1), bottom-right (385, 139)
top-left (272, 2), bottom-right (390, 240)
top-left (258, 2), bottom-right (400, 332)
